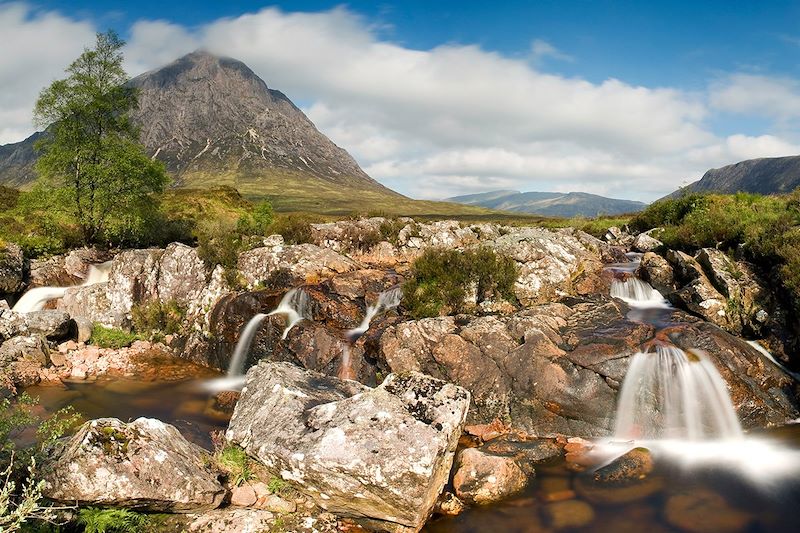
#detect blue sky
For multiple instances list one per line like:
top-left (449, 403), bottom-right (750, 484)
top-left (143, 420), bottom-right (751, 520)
top-left (4, 1), bottom-right (800, 200)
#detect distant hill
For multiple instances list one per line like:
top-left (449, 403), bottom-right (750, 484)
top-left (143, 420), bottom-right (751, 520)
top-left (446, 190), bottom-right (647, 217)
top-left (670, 155), bottom-right (800, 198)
top-left (0, 51), bottom-right (494, 216)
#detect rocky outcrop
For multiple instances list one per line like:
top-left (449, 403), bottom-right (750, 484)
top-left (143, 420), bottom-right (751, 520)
top-left (28, 248), bottom-right (112, 288)
top-left (380, 297), bottom-right (798, 436)
top-left (0, 308), bottom-right (72, 341)
top-left (238, 235), bottom-right (361, 288)
top-left (0, 242), bottom-right (24, 295)
top-left (42, 417), bottom-right (225, 511)
top-left (636, 252), bottom-right (676, 295)
top-left (226, 362), bottom-right (470, 531)
top-left (631, 230), bottom-right (663, 253)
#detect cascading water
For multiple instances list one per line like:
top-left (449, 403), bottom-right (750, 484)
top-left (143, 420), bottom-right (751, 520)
top-left (345, 286), bottom-right (402, 342)
top-left (226, 313), bottom-right (268, 377)
top-left (12, 260), bottom-right (113, 313)
top-left (267, 288), bottom-right (311, 340)
top-left (614, 344), bottom-right (743, 441)
top-left (610, 277), bottom-right (667, 307)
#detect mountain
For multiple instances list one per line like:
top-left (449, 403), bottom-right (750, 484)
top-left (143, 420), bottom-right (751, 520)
top-left (670, 155), bottom-right (800, 197)
top-left (0, 51), bottom-right (492, 214)
top-left (446, 190), bottom-right (647, 217)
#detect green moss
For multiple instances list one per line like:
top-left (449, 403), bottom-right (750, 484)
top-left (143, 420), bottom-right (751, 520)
top-left (131, 300), bottom-right (186, 340)
top-left (215, 445), bottom-right (254, 487)
top-left (89, 324), bottom-right (139, 349)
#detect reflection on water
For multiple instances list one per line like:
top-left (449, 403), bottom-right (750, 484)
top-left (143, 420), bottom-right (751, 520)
top-left (425, 427), bottom-right (800, 533)
top-left (24, 361), bottom-right (230, 449)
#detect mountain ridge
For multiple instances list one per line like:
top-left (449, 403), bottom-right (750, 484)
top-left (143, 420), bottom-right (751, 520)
top-left (446, 189), bottom-right (647, 217)
top-left (668, 154), bottom-right (800, 198)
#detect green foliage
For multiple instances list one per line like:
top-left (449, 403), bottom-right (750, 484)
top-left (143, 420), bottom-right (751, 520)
top-left (32, 31), bottom-right (168, 246)
top-left (77, 508), bottom-right (149, 533)
top-left (403, 247), bottom-right (518, 318)
top-left (0, 187), bottom-right (19, 211)
top-left (267, 476), bottom-right (287, 494)
top-left (215, 445), bottom-right (254, 487)
top-left (89, 324), bottom-right (138, 349)
top-left (268, 213), bottom-right (325, 245)
top-left (236, 201), bottom-right (275, 236)
top-left (131, 300), bottom-right (186, 340)
top-left (195, 219), bottom-right (243, 287)
top-left (631, 191), bottom-right (800, 308)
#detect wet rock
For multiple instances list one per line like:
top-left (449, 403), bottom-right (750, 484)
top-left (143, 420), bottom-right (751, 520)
top-left (632, 231), bottom-right (663, 253)
top-left (593, 447), bottom-right (653, 483)
top-left (636, 252), bottom-right (676, 295)
top-left (433, 492), bottom-right (466, 516)
top-left (42, 417), bottom-right (225, 511)
top-left (0, 242), bottom-right (25, 294)
top-left (670, 276), bottom-right (731, 330)
top-left (452, 447), bottom-right (529, 505)
top-left (575, 476), bottom-right (664, 505)
top-left (665, 489), bottom-right (754, 533)
top-left (225, 362), bottom-right (470, 531)
top-left (538, 476), bottom-right (575, 502)
top-left (541, 500), bottom-right (595, 529)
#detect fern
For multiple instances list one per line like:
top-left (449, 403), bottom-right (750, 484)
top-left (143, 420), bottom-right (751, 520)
top-left (77, 508), bottom-right (148, 533)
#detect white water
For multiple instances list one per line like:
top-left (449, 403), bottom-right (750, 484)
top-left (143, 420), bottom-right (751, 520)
top-left (226, 313), bottom-right (268, 377)
top-left (610, 278), bottom-right (668, 307)
top-left (747, 340), bottom-right (800, 382)
top-left (346, 286), bottom-right (402, 342)
top-left (12, 260), bottom-right (113, 313)
top-left (614, 345), bottom-right (743, 441)
top-left (267, 288), bottom-right (311, 340)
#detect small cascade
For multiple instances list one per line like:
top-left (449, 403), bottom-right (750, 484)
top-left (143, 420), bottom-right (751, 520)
top-left (610, 277), bottom-right (667, 307)
top-left (614, 345), bottom-right (743, 441)
top-left (346, 286), bottom-right (402, 342)
top-left (226, 313), bottom-right (268, 377)
top-left (338, 344), bottom-right (355, 381)
top-left (267, 288), bottom-right (311, 339)
top-left (12, 261), bottom-right (113, 313)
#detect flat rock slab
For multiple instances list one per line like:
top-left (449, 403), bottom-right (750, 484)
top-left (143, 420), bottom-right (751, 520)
top-left (225, 362), bottom-right (470, 531)
top-left (42, 417), bottom-right (225, 512)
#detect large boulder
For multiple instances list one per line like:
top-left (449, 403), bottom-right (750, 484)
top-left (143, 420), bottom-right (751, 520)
top-left (0, 308), bottom-right (72, 341)
top-left (0, 334), bottom-right (50, 386)
top-left (226, 362), bottom-right (470, 532)
top-left (238, 236), bottom-right (361, 288)
top-left (631, 230), bottom-right (663, 253)
top-left (0, 242), bottom-right (25, 295)
top-left (28, 248), bottom-right (112, 288)
top-left (636, 252), bottom-right (676, 295)
top-left (42, 417), bottom-right (225, 512)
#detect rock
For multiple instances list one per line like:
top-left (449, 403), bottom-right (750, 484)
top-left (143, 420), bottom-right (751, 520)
top-left (632, 231), bottom-right (663, 253)
top-left (464, 419), bottom-right (509, 442)
top-left (29, 248), bottom-right (111, 288)
top-left (0, 242), bottom-right (25, 294)
top-left (604, 226), bottom-right (634, 247)
top-left (541, 500), bottom-right (595, 529)
top-left (173, 509), bottom-right (277, 533)
top-left (636, 252), bottom-right (676, 295)
top-left (670, 277), bottom-right (731, 330)
top-left (452, 447), bottom-right (529, 505)
top-left (575, 476), bottom-right (664, 505)
top-left (665, 490), bottom-right (754, 533)
top-left (238, 241), bottom-right (360, 288)
top-left (259, 494), bottom-right (296, 514)
top-left (0, 309), bottom-right (72, 342)
top-left (0, 335), bottom-right (49, 386)
top-left (666, 250), bottom-right (705, 283)
top-left (230, 484), bottom-right (258, 507)
top-left (74, 317), bottom-right (92, 343)
top-left (593, 447), bottom-right (653, 483)
top-left (433, 492), bottom-right (466, 516)
top-left (538, 476), bottom-right (575, 502)
top-left (42, 417), bottom-right (225, 511)
top-left (225, 362), bottom-right (470, 531)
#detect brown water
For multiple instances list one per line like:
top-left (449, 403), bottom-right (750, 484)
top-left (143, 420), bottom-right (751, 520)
top-left (23, 357), bottom-right (231, 449)
top-left (425, 427), bottom-right (800, 533)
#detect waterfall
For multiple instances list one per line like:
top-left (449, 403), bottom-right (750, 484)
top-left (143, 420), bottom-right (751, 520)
top-left (346, 286), bottom-right (402, 342)
top-left (614, 345), bottom-right (743, 441)
top-left (338, 345), bottom-right (355, 380)
top-left (267, 288), bottom-right (311, 339)
top-left (12, 260), bottom-right (113, 313)
top-left (226, 313), bottom-right (268, 377)
top-left (610, 278), bottom-right (667, 307)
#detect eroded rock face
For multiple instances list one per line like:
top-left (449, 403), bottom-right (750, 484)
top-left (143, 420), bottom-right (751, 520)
top-left (42, 417), bottom-right (225, 512)
top-left (225, 362), bottom-right (470, 531)
top-left (0, 242), bottom-right (25, 295)
top-left (380, 297), bottom-right (799, 436)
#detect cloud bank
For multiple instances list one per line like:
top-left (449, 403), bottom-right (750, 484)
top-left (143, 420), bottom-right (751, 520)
top-left (2, 3), bottom-right (799, 200)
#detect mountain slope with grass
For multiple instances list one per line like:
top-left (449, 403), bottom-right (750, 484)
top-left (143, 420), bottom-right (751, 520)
top-left (447, 189), bottom-right (647, 217)
top-left (670, 155), bottom-right (800, 197)
top-left (0, 51), bottom-right (495, 216)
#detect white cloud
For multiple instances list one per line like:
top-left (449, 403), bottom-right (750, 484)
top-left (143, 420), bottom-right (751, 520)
top-left (0, 2), bottom-right (95, 144)
top-left (530, 39), bottom-right (574, 64)
top-left (710, 73), bottom-right (800, 120)
top-left (4, 3), bottom-right (800, 200)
